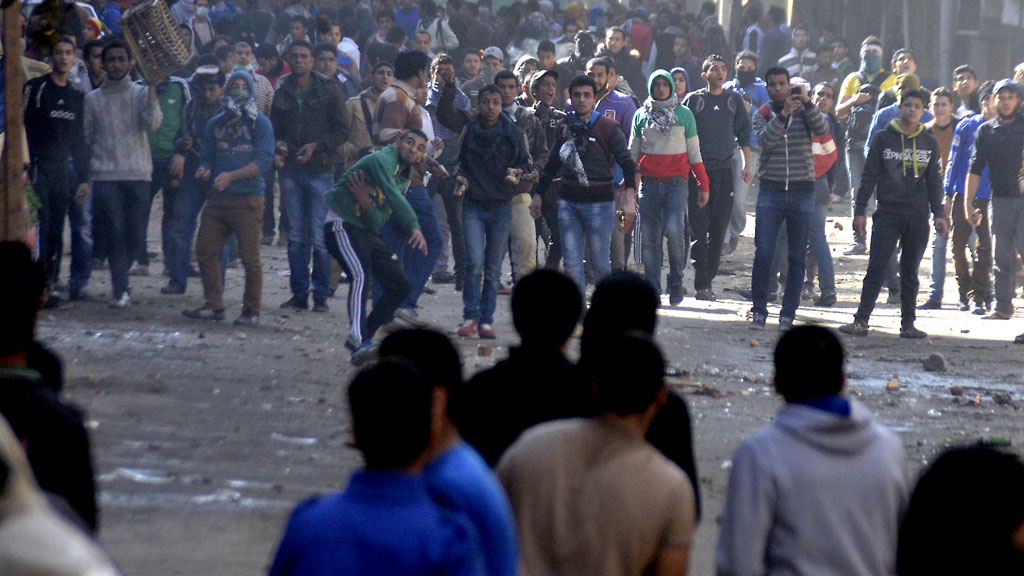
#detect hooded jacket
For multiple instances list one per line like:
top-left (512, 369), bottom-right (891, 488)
top-left (629, 70), bottom-right (709, 191)
top-left (0, 418), bottom-right (120, 576)
top-left (200, 71), bottom-right (275, 196)
top-left (856, 120), bottom-right (943, 218)
top-left (753, 98), bottom-right (829, 192)
top-left (716, 401), bottom-right (909, 576)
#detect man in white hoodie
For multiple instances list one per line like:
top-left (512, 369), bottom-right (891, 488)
top-left (716, 325), bottom-right (910, 576)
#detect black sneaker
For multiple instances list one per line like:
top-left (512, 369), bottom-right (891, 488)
top-left (958, 298), bottom-right (971, 311)
top-left (161, 283), bottom-right (185, 295)
top-left (69, 287), bottom-right (94, 302)
top-left (668, 284), bottom-right (685, 306)
top-left (917, 299), bottom-right (942, 310)
top-left (261, 235), bottom-right (274, 246)
top-left (234, 312), bottom-right (259, 326)
top-left (183, 307), bottom-right (225, 321)
top-left (432, 271), bottom-right (457, 284)
top-left (815, 292), bottom-right (837, 307)
top-left (312, 299), bottom-right (329, 312)
top-left (886, 291), bottom-right (901, 305)
top-left (839, 320), bottom-right (869, 336)
top-left (750, 312), bottom-right (767, 329)
top-left (779, 316), bottom-right (795, 331)
top-left (900, 326), bottom-right (928, 339)
top-left (280, 296), bottom-right (308, 311)
top-left (695, 289), bottom-right (717, 301)
top-left (971, 300), bottom-right (988, 315)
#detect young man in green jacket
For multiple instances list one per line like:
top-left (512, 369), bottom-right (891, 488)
top-left (324, 130), bottom-right (429, 365)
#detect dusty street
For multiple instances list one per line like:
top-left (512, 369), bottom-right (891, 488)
top-left (39, 201), bottom-right (1024, 576)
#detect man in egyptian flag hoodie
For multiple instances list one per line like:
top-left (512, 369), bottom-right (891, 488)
top-left (842, 89), bottom-right (947, 338)
top-left (629, 69), bottom-right (709, 300)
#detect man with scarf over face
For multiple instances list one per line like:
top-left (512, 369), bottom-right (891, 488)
top-left (183, 71), bottom-right (275, 326)
top-left (629, 70), bottom-right (709, 305)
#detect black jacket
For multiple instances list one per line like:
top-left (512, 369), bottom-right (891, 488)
top-left (857, 121), bottom-right (943, 218)
top-left (969, 116), bottom-right (1024, 199)
top-left (536, 112), bottom-right (636, 203)
top-left (271, 71), bottom-right (349, 174)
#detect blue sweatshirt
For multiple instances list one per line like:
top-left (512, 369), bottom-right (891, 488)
top-left (199, 112), bottom-right (274, 196)
top-left (269, 470), bottom-right (486, 576)
top-left (944, 113), bottom-right (991, 200)
top-left (864, 102), bottom-right (933, 157)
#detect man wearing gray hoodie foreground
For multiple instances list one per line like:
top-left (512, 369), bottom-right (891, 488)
top-left (716, 326), bottom-right (909, 576)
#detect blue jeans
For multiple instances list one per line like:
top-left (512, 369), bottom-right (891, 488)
top-left (462, 199), bottom-right (512, 325)
top-left (280, 171), bottom-right (332, 302)
top-left (807, 177), bottom-right (836, 294)
top-left (168, 170), bottom-right (227, 289)
top-left (751, 186), bottom-right (814, 319)
top-left (927, 228), bottom-right (949, 302)
top-left (847, 143), bottom-right (869, 245)
top-left (377, 186), bottom-right (443, 309)
top-left (67, 176), bottom-right (94, 292)
top-left (639, 177), bottom-right (688, 294)
top-left (92, 181), bottom-right (151, 297)
top-left (559, 198), bottom-right (615, 290)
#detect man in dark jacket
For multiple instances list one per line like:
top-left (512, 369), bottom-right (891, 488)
top-left (271, 40), bottom-right (348, 312)
top-left (840, 89), bottom-right (946, 339)
top-left (528, 69), bottom-right (567, 269)
top-left (535, 75), bottom-right (637, 291)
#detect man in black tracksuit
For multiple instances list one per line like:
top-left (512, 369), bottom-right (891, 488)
top-left (841, 89), bottom-right (947, 339)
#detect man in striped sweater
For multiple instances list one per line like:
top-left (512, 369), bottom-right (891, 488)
top-left (629, 69), bottom-right (709, 305)
top-left (749, 66), bottom-right (829, 329)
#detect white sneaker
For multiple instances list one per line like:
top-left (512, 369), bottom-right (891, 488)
top-left (110, 292), bottom-right (130, 309)
top-left (394, 307), bottom-right (428, 328)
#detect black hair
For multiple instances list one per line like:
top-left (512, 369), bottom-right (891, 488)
top-left (312, 42), bottom-right (338, 58)
top-left (477, 84), bottom-right (502, 100)
top-left (374, 10), bottom-right (394, 23)
top-left (979, 79), bottom-right (995, 101)
top-left (82, 39), bottom-right (105, 60)
top-left (897, 447), bottom-right (1024, 576)
top-left (764, 65), bottom-right (790, 82)
top-left (773, 325), bottom-right (844, 402)
top-left (952, 64), bottom-right (977, 81)
top-left (735, 49), bottom-right (758, 67)
top-left (214, 45), bottom-right (233, 62)
top-left (394, 50), bottom-right (432, 80)
top-left (431, 53), bottom-right (454, 71)
top-left (701, 53), bottom-right (727, 74)
top-left (537, 39), bottom-right (556, 55)
top-left (401, 128), bottom-right (429, 142)
top-left (493, 69), bottom-right (517, 85)
top-left (233, 38), bottom-right (257, 53)
top-left (289, 14), bottom-right (308, 27)
top-left (53, 35), bottom-right (76, 51)
top-left (101, 39), bottom-right (130, 61)
top-left (0, 243), bottom-right (44, 356)
top-left (891, 47), bottom-right (914, 67)
top-left (580, 271), bottom-right (659, 362)
top-left (379, 328), bottom-right (461, 391)
top-left (898, 88), bottom-right (926, 106)
top-left (605, 25), bottom-right (625, 40)
top-left (385, 25), bottom-right (407, 45)
top-left (511, 270), bottom-right (581, 349)
top-left (592, 331), bottom-right (665, 416)
top-left (569, 74), bottom-right (599, 95)
top-left (930, 86), bottom-right (954, 102)
top-left (348, 360), bottom-right (433, 470)
top-left (287, 39), bottom-right (314, 55)
top-left (585, 56), bottom-right (612, 74)
top-left (373, 59), bottom-right (395, 73)
top-left (420, 0), bottom-right (437, 17)
top-left (254, 43), bottom-right (279, 60)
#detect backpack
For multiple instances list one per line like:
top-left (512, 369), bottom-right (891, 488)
top-left (846, 70), bottom-right (891, 142)
top-left (758, 104), bottom-right (836, 178)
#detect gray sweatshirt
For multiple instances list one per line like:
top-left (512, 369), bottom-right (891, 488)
top-left (715, 401), bottom-right (909, 576)
top-left (84, 76), bottom-right (163, 182)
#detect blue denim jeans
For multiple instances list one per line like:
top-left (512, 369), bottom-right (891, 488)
top-left (168, 170), bottom-right (227, 289)
top-left (559, 198), bottom-right (616, 290)
top-left (462, 199), bottom-right (512, 325)
top-left (751, 186), bottom-right (814, 319)
top-left (927, 227), bottom-right (949, 302)
top-left (92, 181), bottom-right (151, 297)
top-left (67, 176), bottom-right (94, 292)
top-left (806, 177), bottom-right (836, 294)
top-left (280, 171), bottom-right (332, 302)
top-left (639, 177), bottom-right (688, 294)
top-left (847, 142), bottom-right (868, 245)
top-left (377, 186), bottom-right (443, 309)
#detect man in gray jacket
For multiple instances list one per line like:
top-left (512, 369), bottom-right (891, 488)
top-left (83, 39), bottom-right (162, 308)
top-left (716, 325), bottom-right (909, 576)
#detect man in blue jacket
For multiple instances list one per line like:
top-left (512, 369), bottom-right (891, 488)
top-left (183, 71), bottom-right (274, 326)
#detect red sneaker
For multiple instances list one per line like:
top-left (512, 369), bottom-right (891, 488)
top-left (457, 320), bottom-right (478, 337)
top-left (479, 324), bottom-right (497, 339)
top-left (497, 283), bottom-right (513, 295)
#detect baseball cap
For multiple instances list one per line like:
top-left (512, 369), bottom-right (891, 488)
top-left (514, 54), bottom-right (539, 79)
top-left (529, 68), bottom-right (558, 92)
top-left (483, 46), bottom-right (504, 63)
top-left (993, 78), bottom-right (1021, 97)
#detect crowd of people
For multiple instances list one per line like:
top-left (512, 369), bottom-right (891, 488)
top-left (5, 0), bottom-right (1024, 572)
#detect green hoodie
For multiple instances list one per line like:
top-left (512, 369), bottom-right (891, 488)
top-left (325, 144), bottom-right (420, 232)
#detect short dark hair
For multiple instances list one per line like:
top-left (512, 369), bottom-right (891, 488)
top-left (569, 74), bottom-right (599, 95)
top-left (287, 39), bottom-right (314, 55)
top-left (592, 332), bottom-right (665, 416)
top-left (374, 10), bottom-right (394, 23)
top-left (431, 53), bottom-right (454, 71)
top-left (379, 329), bottom-right (461, 391)
top-left (735, 49), bottom-right (758, 67)
top-left (764, 65), bottom-right (791, 82)
top-left (289, 14), bottom-right (308, 27)
top-left (891, 47), bottom-right (914, 66)
top-left (373, 60), bottom-right (395, 73)
top-left (313, 42), bottom-right (337, 58)
top-left (979, 79), bottom-right (995, 101)
top-left (580, 271), bottom-right (659, 360)
top-left (83, 39), bottom-right (105, 60)
top-left (512, 270), bottom-right (581, 348)
top-left (53, 35), bottom-right (76, 51)
top-left (101, 39), bottom-right (130, 62)
top-left (952, 64), bottom-right (977, 81)
top-left (394, 49), bottom-right (431, 80)
top-left (385, 25), bottom-right (407, 45)
top-left (773, 325), bottom-right (844, 402)
top-left (477, 84), bottom-right (502, 100)
top-left (214, 45), bottom-right (233, 62)
top-left (702, 54), bottom-right (727, 74)
top-left (348, 360), bottom-right (433, 469)
top-left (255, 43), bottom-right (279, 60)
top-left (606, 25), bottom-right (625, 39)
top-left (401, 128), bottom-right (429, 142)
top-left (585, 56), bottom-right (611, 74)
top-left (899, 88), bottom-right (926, 106)
top-left (931, 86), bottom-right (954, 102)
top-left (494, 69), bottom-right (517, 85)
top-left (537, 39), bottom-right (556, 55)
top-left (791, 23), bottom-right (809, 35)
top-left (861, 35), bottom-right (882, 49)
top-left (0, 243), bottom-right (44, 356)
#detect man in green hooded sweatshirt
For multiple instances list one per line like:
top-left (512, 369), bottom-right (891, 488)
top-left (324, 130), bottom-right (429, 365)
top-left (840, 89), bottom-right (947, 339)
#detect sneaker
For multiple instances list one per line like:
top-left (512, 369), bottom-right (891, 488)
top-left (838, 320), bottom-right (869, 336)
top-left (92, 258), bottom-right (106, 270)
top-left (234, 312), bottom-right (259, 326)
top-left (843, 243), bottom-right (867, 256)
top-left (344, 335), bottom-right (361, 352)
top-left (350, 342), bottom-right (377, 367)
top-left (69, 287), bottom-right (93, 302)
top-left (815, 292), bottom-right (837, 307)
top-left (801, 287), bottom-right (816, 301)
top-left (971, 300), bottom-right (988, 315)
top-left (261, 235), bottom-right (274, 246)
top-left (394, 307), bottom-right (428, 328)
top-left (43, 294), bottom-right (72, 310)
top-left (312, 299), bottom-right (329, 313)
top-left (958, 298), bottom-right (971, 312)
top-left (725, 236), bottom-right (740, 255)
top-left (668, 284), bottom-right (685, 306)
top-left (129, 264), bottom-right (149, 276)
top-left (917, 299), bottom-right (941, 310)
top-left (779, 316), bottom-right (795, 331)
top-left (497, 283), bottom-right (513, 296)
top-left (886, 291), bottom-right (901, 305)
top-left (183, 306), bottom-right (225, 321)
top-left (456, 320), bottom-right (478, 337)
top-left (900, 326), bottom-right (928, 339)
top-left (161, 283), bottom-right (185, 295)
top-left (695, 289), bottom-right (717, 301)
top-left (479, 324), bottom-right (497, 339)
top-left (1014, 332), bottom-right (1024, 344)
top-left (280, 296), bottom-right (308, 311)
top-left (750, 312), bottom-right (767, 330)
top-left (432, 271), bottom-right (457, 284)
top-left (985, 310), bottom-right (1013, 320)
top-left (110, 292), bottom-right (131, 309)
top-left (422, 285), bottom-right (437, 295)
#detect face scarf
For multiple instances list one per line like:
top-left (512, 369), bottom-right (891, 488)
top-left (234, 63), bottom-right (255, 74)
top-left (643, 92), bottom-right (679, 133)
top-left (225, 86), bottom-right (258, 121)
top-left (737, 69), bottom-right (757, 87)
top-left (860, 52), bottom-right (881, 78)
top-left (558, 109), bottom-right (599, 185)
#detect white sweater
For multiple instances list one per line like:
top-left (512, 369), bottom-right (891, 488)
top-left (84, 76), bottom-right (162, 182)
